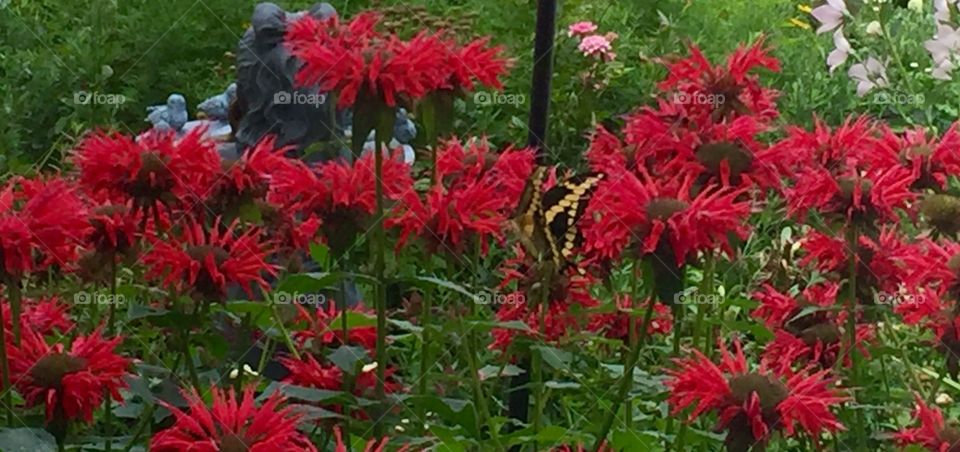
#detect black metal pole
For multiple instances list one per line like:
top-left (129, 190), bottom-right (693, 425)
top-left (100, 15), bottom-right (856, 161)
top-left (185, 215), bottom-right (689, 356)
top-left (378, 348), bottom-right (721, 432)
top-left (506, 1), bottom-right (558, 448)
top-left (526, 0), bottom-right (557, 163)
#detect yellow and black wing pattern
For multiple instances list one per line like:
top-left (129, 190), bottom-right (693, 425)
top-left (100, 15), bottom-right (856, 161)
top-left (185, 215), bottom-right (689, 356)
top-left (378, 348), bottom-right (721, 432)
top-left (513, 166), bottom-right (605, 271)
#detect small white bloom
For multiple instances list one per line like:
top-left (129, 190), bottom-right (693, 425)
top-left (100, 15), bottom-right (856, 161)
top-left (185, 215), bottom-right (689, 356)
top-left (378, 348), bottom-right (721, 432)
top-left (394, 425), bottom-right (406, 433)
top-left (908, 0), bottom-right (924, 11)
top-left (936, 393), bottom-right (954, 405)
top-left (866, 21), bottom-right (882, 35)
top-left (362, 362), bottom-right (379, 373)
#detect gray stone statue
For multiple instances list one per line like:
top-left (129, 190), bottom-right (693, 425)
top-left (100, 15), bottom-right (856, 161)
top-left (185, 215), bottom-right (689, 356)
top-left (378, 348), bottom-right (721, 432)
top-left (146, 94), bottom-right (188, 132)
top-left (234, 2), bottom-right (337, 154)
top-left (197, 83), bottom-right (237, 121)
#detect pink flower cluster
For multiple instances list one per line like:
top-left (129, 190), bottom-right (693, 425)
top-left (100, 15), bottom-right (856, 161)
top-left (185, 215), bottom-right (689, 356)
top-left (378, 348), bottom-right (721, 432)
top-left (567, 21), bottom-right (617, 61)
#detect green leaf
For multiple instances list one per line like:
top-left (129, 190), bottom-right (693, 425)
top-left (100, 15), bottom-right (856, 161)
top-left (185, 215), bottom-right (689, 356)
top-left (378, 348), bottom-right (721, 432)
top-left (478, 364), bottom-right (525, 380)
top-left (532, 346), bottom-right (572, 371)
top-left (327, 345), bottom-right (370, 374)
top-left (611, 429), bottom-right (662, 452)
top-left (309, 242), bottom-right (330, 267)
top-left (544, 380), bottom-right (580, 389)
top-left (404, 276), bottom-right (477, 300)
top-left (0, 428), bottom-right (57, 452)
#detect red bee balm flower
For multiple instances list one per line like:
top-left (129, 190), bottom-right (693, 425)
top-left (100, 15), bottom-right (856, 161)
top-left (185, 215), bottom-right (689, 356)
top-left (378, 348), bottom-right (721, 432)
top-left (896, 395), bottom-right (960, 451)
top-left (658, 37), bottom-right (780, 122)
top-left (389, 138), bottom-right (535, 253)
top-left (151, 386), bottom-right (317, 452)
top-left (286, 13), bottom-right (448, 108)
top-left (587, 295), bottom-right (672, 340)
top-left (292, 302), bottom-right (378, 353)
top-left (9, 329), bottom-right (128, 424)
top-left (73, 129), bottom-right (221, 219)
top-left (582, 168), bottom-right (750, 265)
top-left (0, 177), bottom-right (90, 277)
top-left (666, 339), bottom-right (846, 449)
top-left (143, 218), bottom-right (276, 300)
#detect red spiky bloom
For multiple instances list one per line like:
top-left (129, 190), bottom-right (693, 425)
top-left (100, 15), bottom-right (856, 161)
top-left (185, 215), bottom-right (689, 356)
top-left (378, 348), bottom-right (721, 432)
top-left (280, 354), bottom-right (402, 404)
top-left (271, 152), bottom-right (413, 217)
top-left (389, 138), bottom-right (535, 253)
top-left (332, 425), bottom-right (409, 452)
top-left (657, 37), bottom-right (780, 122)
top-left (292, 302), bottom-right (377, 353)
top-left (0, 176), bottom-right (90, 278)
top-left (666, 339), bottom-right (846, 449)
top-left (441, 37), bottom-right (510, 92)
top-left (769, 116), bottom-right (917, 223)
top-left (587, 295), bottom-right (672, 340)
top-left (150, 386), bottom-right (317, 452)
top-left (286, 12), bottom-right (448, 108)
top-left (73, 129), bottom-right (220, 220)
top-left (868, 123), bottom-right (960, 191)
top-left (895, 395), bottom-right (960, 451)
top-left (581, 168), bottom-right (750, 265)
top-left (143, 218), bottom-right (277, 301)
top-left (2, 296), bottom-right (73, 339)
top-left (490, 272), bottom-right (599, 351)
top-left (8, 329), bottom-right (128, 424)
top-left (207, 136), bottom-right (295, 214)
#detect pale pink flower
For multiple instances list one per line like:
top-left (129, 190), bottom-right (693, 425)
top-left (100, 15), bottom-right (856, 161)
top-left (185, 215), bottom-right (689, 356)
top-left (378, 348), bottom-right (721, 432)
top-left (934, 0), bottom-right (956, 24)
top-left (827, 28), bottom-right (851, 73)
top-left (811, 0), bottom-right (848, 34)
top-left (578, 34), bottom-right (616, 61)
top-left (848, 57), bottom-right (889, 96)
top-left (926, 24), bottom-right (960, 79)
top-left (568, 21), bottom-right (598, 37)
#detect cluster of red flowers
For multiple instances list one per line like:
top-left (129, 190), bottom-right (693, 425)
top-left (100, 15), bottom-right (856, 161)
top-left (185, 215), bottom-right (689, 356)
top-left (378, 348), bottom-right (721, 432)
top-left (286, 11), bottom-right (508, 108)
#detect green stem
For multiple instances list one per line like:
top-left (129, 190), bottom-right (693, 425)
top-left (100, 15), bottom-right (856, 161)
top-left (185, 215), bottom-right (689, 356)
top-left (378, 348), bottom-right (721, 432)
top-left (105, 258), bottom-right (118, 452)
top-left (531, 270), bottom-right (551, 449)
top-left (0, 302), bottom-right (10, 426)
top-left (417, 257), bottom-right (434, 422)
top-left (845, 224), bottom-right (865, 448)
top-left (270, 303), bottom-right (301, 360)
top-left (122, 401), bottom-right (155, 452)
top-left (8, 279), bottom-right (21, 346)
top-left (372, 106), bottom-right (393, 436)
top-left (592, 284), bottom-right (658, 452)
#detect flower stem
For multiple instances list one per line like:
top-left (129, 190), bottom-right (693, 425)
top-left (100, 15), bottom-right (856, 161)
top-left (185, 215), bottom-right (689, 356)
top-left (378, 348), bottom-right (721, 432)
top-left (0, 304), bottom-right (10, 426)
top-left (8, 279), bottom-right (21, 346)
top-left (845, 224), bottom-right (865, 448)
top-left (105, 258), bottom-right (118, 452)
top-left (531, 268), bottom-right (552, 448)
top-left (417, 257), bottom-right (434, 422)
top-left (592, 281), bottom-right (658, 452)
top-left (372, 106), bottom-right (394, 436)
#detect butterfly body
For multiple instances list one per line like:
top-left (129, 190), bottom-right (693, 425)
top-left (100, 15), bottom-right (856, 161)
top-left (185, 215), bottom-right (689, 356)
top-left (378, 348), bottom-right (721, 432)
top-left (512, 166), bottom-right (605, 272)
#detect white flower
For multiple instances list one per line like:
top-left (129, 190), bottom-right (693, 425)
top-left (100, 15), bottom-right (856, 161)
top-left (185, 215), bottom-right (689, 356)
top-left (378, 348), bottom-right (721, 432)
top-left (866, 21), bottom-right (882, 35)
top-left (811, 0), bottom-right (848, 34)
top-left (828, 28), bottom-right (852, 73)
top-left (908, 0), bottom-right (924, 12)
top-left (936, 393), bottom-right (954, 405)
top-left (362, 362), bottom-right (379, 373)
top-left (848, 57), bottom-right (889, 96)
